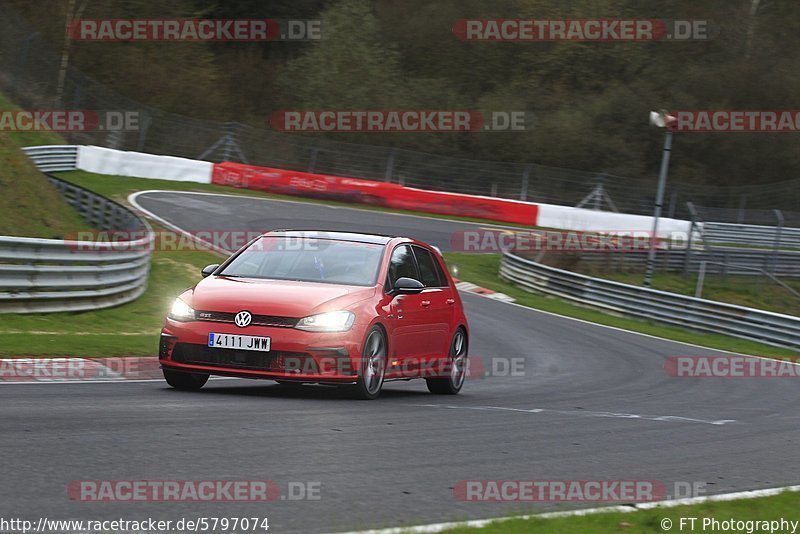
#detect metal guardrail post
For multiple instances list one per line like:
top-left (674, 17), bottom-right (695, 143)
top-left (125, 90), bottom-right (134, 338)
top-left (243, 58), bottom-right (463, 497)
top-left (770, 209), bottom-right (785, 276)
top-left (384, 148), bottom-right (396, 182)
top-left (683, 202), bottom-right (697, 276)
top-left (737, 194), bottom-right (747, 224)
top-left (308, 147), bottom-right (319, 173)
top-left (520, 165), bottom-right (531, 201)
top-left (695, 261), bottom-right (707, 298)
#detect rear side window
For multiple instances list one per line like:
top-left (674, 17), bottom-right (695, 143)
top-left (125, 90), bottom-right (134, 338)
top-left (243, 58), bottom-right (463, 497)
top-left (387, 245), bottom-right (419, 288)
top-left (413, 246), bottom-right (448, 287)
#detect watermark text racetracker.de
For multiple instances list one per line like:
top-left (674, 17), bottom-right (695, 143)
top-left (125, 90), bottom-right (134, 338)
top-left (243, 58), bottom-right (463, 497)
top-left (68, 18), bottom-right (321, 41)
top-left (454, 480), bottom-right (708, 502)
top-left (68, 480), bottom-right (320, 502)
top-left (270, 110), bottom-right (528, 132)
top-left (0, 516), bottom-right (270, 534)
top-left (67, 230), bottom-right (394, 253)
top-left (0, 358), bottom-right (159, 382)
top-left (451, 229), bottom-right (658, 253)
top-left (0, 110), bottom-right (139, 132)
top-left (667, 110), bottom-right (800, 133)
top-left (271, 354), bottom-right (524, 380)
top-left (665, 356), bottom-right (800, 378)
top-left (453, 19), bottom-right (717, 41)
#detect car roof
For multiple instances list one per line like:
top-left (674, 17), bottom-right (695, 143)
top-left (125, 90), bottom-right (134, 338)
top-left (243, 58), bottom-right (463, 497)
top-left (264, 230), bottom-right (397, 245)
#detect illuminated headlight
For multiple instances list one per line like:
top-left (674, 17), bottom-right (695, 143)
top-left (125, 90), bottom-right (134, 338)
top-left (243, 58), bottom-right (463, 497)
top-left (295, 311), bottom-right (355, 332)
top-left (168, 298), bottom-right (195, 321)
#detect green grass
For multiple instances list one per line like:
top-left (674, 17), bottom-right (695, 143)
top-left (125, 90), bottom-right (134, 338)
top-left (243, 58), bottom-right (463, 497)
top-left (587, 270), bottom-right (800, 316)
top-left (0, 91), bottom-right (65, 147)
top-left (0, 133), bottom-right (91, 239)
top-left (0, 247), bottom-right (221, 357)
top-left (444, 252), bottom-right (798, 358)
top-left (438, 490), bottom-right (800, 533)
top-left (0, 90), bottom-right (92, 238)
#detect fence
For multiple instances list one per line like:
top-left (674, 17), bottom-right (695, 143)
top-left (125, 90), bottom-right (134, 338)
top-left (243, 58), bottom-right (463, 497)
top-left (0, 152), bottom-right (153, 313)
top-left (567, 245), bottom-right (800, 278)
top-left (1, 4), bottom-right (800, 221)
top-left (702, 221), bottom-right (800, 249)
top-left (499, 251), bottom-right (800, 349)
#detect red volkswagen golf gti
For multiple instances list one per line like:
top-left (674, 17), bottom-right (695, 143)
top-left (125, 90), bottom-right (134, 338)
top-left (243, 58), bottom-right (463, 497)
top-left (159, 231), bottom-right (469, 399)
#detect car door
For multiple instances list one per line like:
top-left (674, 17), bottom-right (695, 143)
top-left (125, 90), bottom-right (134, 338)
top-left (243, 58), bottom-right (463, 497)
top-left (411, 245), bottom-right (456, 370)
top-left (384, 244), bottom-right (430, 373)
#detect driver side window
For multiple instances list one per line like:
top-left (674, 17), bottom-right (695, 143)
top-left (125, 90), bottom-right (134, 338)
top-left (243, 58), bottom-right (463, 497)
top-left (386, 245), bottom-right (419, 291)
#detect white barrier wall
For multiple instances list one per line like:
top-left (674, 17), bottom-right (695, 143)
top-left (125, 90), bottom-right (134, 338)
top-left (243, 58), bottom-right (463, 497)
top-left (70, 145), bottom-right (692, 235)
top-left (77, 146), bottom-right (212, 183)
top-left (537, 203), bottom-right (691, 238)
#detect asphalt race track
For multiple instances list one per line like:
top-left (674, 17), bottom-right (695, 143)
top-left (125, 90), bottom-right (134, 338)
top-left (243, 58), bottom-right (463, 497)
top-left (2, 191), bottom-right (799, 533)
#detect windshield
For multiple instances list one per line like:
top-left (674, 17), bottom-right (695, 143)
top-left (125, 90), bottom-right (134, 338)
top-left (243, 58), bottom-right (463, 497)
top-left (219, 237), bottom-right (384, 286)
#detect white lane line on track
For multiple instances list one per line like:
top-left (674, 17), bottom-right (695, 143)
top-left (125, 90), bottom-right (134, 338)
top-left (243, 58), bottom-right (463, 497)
top-left (131, 189), bottom-right (800, 362)
top-left (411, 403), bottom-right (737, 426)
top-left (334, 485), bottom-right (800, 534)
top-left (128, 190), bottom-right (231, 256)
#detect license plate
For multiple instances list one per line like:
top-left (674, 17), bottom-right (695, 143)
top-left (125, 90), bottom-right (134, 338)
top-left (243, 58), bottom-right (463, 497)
top-left (208, 333), bottom-right (271, 352)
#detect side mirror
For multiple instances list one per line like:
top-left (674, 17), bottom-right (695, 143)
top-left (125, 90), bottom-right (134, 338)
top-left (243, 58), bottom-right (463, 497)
top-left (201, 264), bottom-right (220, 278)
top-left (391, 277), bottom-right (424, 295)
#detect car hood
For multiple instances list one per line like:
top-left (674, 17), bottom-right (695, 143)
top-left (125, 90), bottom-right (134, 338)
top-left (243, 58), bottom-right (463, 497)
top-left (187, 276), bottom-right (376, 317)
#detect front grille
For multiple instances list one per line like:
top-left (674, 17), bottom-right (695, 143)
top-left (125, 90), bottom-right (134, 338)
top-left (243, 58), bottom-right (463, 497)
top-left (172, 343), bottom-right (309, 372)
top-left (195, 311), bottom-right (298, 328)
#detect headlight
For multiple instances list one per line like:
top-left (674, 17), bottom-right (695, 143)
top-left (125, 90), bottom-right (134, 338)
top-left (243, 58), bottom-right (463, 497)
top-left (168, 298), bottom-right (195, 321)
top-left (295, 311), bottom-right (355, 332)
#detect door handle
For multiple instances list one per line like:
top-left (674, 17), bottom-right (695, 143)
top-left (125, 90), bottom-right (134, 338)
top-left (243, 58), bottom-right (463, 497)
top-left (446, 298), bottom-right (455, 305)
top-left (421, 300), bottom-right (431, 307)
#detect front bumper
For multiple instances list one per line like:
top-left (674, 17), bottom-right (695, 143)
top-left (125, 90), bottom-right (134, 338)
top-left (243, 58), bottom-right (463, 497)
top-left (159, 318), bottom-right (365, 382)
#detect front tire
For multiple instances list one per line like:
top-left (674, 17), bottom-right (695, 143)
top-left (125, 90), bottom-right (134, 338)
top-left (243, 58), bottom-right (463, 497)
top-left (352, 326), bottom-right (387, 400)
top-left (163, 369), bottom-right (209, 391)
top-left (426, 328), bottom-right (467, 395)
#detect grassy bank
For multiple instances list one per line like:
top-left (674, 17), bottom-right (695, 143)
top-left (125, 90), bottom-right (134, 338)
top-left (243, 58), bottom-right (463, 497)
top-left (0, 90), bottom-right (91, 237)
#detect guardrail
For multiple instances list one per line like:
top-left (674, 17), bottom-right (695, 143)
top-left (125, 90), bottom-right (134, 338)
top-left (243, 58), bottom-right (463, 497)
top-left (1, 149), bottom-right (152, 313)
top-left (702, 221), bottom-right (800, 249)
top-left (500, 251), bottom-right (800, 349)
top-left (572, 246), bottom-right (800, 278)
top-left (21, 145), bottom-right (78, 172)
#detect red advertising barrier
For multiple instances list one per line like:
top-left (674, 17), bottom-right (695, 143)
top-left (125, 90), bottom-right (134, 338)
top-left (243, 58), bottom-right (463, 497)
top-left (212, 162), bottom-right (539, 226)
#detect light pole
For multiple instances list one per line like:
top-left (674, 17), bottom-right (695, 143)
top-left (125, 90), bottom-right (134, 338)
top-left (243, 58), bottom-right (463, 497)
top-left (643, 110), bottom-right (676, 287)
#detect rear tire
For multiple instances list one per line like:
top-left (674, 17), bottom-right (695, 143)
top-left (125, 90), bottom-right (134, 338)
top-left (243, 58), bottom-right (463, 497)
top-left (426, 328), bottom-right (467, 395)
top-left (352, 326), bottom-right (387, 400)
top-left (163, 369), bottom-right (209, 391)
